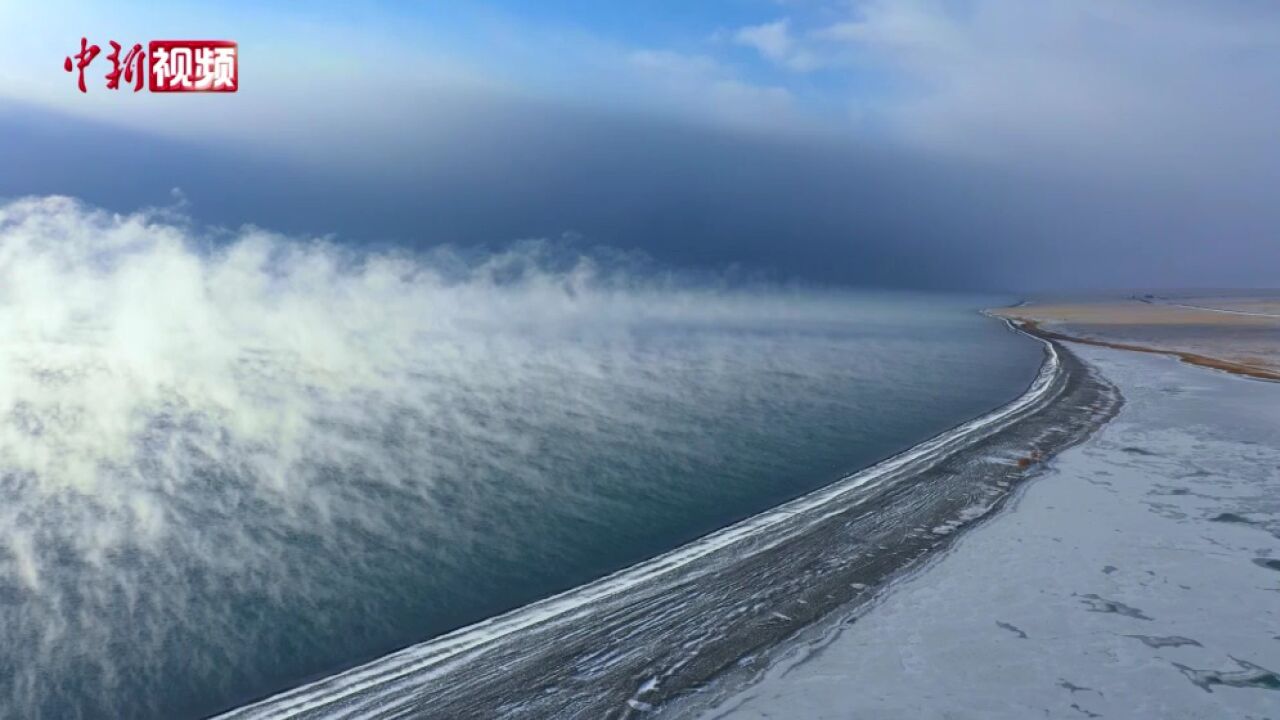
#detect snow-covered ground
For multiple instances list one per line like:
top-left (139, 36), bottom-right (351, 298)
top-left (700, 344), bottom-right (1280, 719)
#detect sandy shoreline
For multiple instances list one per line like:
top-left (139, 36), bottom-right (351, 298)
top-left (219, 325), bottom-right (1117, 719)
top-left (695, 340), bottom-right (1280, 719)
top-left (992, 297), bottom-right (1280, 381)
top-left (1011, 318), bottom-right (1280, 382)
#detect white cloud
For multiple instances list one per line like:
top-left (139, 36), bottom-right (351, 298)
top-left (627, 49), bottom-right (799, 131)
top-left (735, 19), bottom-right (794, 61)
top-left (819, 0), bottom-right (1280, 179)
top-left (732, 18), bottom-right (822, 71)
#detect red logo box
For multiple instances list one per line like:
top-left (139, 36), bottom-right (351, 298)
top-left (148, 40), bottom-right (238, 92)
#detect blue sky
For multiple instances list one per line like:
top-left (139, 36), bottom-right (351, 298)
top-left (5, 0), bottom-right (1273, 169)
top-left (0, 0), bottom-right (932, 145)
top-left (2, 0), bottom-right (1279, 289)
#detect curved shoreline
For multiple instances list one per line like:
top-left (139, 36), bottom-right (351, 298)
top-left (679, 334), bottom-right (1280, 720)
top-left (218, 325), bottom-right (1119, 720)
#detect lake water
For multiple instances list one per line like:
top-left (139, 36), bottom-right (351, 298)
top-left (0, 197), bottom-right (1043, 718)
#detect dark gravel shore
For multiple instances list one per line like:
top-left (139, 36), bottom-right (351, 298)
top-left (223, 333), bottom-right (1122, 720)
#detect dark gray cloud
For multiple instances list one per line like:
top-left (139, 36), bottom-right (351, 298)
top-left (1, 93), bottom-right (1275, 292)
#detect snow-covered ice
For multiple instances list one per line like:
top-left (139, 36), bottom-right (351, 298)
top-left (699, 344), bottom-right (1280, 719)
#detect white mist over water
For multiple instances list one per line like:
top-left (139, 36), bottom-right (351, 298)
top-left (0, 196), bottom-right (1039, 718)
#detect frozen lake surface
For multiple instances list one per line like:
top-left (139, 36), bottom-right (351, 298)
top-left (698, 344), bottom-right (1280, 720)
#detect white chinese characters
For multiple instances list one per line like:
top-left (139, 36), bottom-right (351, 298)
top-left (149, 42), bottom-right (237, 92)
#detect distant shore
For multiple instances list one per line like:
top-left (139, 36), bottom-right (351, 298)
top-left (1008, 317), bottom-right (1280, 382)
top-left (991, 297), bottom-right (1280, 382)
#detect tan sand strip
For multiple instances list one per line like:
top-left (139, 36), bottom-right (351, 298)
top-left (1010, 318), bottom-right (1280, 382)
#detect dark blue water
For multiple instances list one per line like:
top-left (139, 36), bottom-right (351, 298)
top-left (0, 200), bottom-right (1042, 719)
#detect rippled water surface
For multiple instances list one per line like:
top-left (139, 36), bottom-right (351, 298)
top-left (0, 197), bottom-right (1042, 718)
